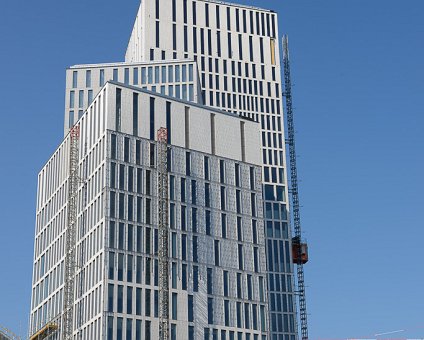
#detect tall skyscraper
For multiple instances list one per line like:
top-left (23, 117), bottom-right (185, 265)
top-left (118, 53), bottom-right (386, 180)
top-left (30, 1), bottom-right (299, 340)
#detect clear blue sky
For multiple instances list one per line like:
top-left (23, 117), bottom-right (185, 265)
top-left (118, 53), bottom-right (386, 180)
top-left (0, 0), bottom-right (423, 338)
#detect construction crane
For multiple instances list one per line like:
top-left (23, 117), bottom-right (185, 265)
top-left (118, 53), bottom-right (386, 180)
top-left (63, 125), bottom-right (80, 340)
top-left (282, 35), bottom-right (309, 340)
top-left (157, 127), bottom-right (170, 340)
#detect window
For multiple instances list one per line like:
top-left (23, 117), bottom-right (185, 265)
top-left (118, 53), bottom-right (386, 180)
top-left (98, 69), bottom-right (105, 87)
top-left (173, 24), bottom-right (177, 50)
top-left (72, 71), bottom-right (78, 88)
top-left (113, 68), bottom-right (118, 81)
top-left (88, 90), bottom-right (93, 105)
top-left (193, 265), bottom-right (199, 291)
top-left (207, 268), bottom-right (213, 294)
top-left (191, 180), bottom-right (197, 205)
top-left (220, 186), bottom-right (226, 210)
top-left (208, 298), bottom-right (214, 324)
top-left (205, 183), bottom-right (210, 208)
top-left (116, 88), bottom-right (122, 131)
top-left (133, 68), bottom-right (139, 85)
top-left (156, 21), bottom-right (160, 47)
top-left (86, 70), bottom-right (91, 87)
top-left (145, 289), bottom-right (151, 316)
top-left (78, 90), bottom-right (84, 109)
top-left (186, 152), bottom-right (191, 176)
top-left (188, 295), bottom-right (194, 321)
top-left (117, 285), bottom-right (123, 313)
top-left (133, 93), bottom-right (139, 136)
top-left (238, 244), bottom-right (243, 270)
top-left (150, 97), bottom-right (155, 140)
top-left (221, 214), bottom-right (227, 238)
top-left (224, 300), bottom-right (230, 326)
top-left (117, 317), bottom-right (123, 340)
top-left (172, 293), bottom-right (178, 319)
top-left (214, 240), bottom-right (220, 266)
top-left (108, 284), bottom-right (114, 311)
top-left (192, 1), bottom-right (197, 24)
top-left (219, 160), bottom-right (225, 183)
top-left (69, 110), bottom-right (74, 127)
top-left (193, 236), bottom-right (198, 263)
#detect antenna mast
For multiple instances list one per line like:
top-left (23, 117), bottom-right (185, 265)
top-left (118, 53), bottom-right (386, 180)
top-left (282, 35), bottom-right (309, 340)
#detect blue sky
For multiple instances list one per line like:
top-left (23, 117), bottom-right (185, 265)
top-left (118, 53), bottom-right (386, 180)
top-left (0, 0), bottom-right (423, 338)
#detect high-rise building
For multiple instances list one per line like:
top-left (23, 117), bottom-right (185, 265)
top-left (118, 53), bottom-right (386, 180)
top-left (30, 1), bottom-right (299, 339)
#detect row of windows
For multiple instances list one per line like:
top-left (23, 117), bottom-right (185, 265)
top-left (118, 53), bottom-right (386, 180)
top-left (110, 134), bottom-right (259, 190)
top-left (108, 248), bottom-right (265, 302)
top-left (71, 64), bottom-right (195, 89)
top-left (107, 282), bottom-right (266, 332)
top-left (109, 194), bottom-right (260, 249)
top-left (107, 318), bottom-right (267, 340)
top-left (168, 23), bottom-right (276, 64)
top-left (171, 0), bottom-right (277, 38)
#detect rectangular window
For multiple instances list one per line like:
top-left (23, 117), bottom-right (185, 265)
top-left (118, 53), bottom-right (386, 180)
top-left (69, 110), bottom-right (74, 127)
top-left (72, 71), bottom-right (78, 88)
top-left (172, 293), bottom-right (178, 319)
top-left (136, 288), bottom-right (142, 315)
top-left (156, 21), bottom-right (160, 47)
top-left (145, 289), bottom-right (151, 316)
top-left (78, 90), bottom-right (84, 109)
top-left (150, 97), bottom-right (155, 140)
top-left (133, 93), bottom-right (139, 136)
top-left (214, 240), bottom-right (220, 266)
top-left (270, 38), bottom-right (276, 65)
top-left (145, 320), bottom-right (151, 340)
top-left (108, 284), bottom-right (114, 311)
top-left (88, 90), bottom-right (93, 105)
top-left (193, 265), bottom-right (198, 292)
top-left (126, 319), bottom-right (132, 340)
top-left (219, 160), bottom-right (225, 183)
top-left (107, 317), bottom-right (113, 340)
top-left (116, 88), bottom-right (121, 132)
top-left (238, 244), bottom-right (243, 270)
top-left (133, 67), bottom-right (139, 85)
top-left (100, 69), bottom-right (105, 86)
top-left (86, 70), bottom-right (91, 87)
top-left (192, 1), bottom-right (197, 25)
top-left (117, 317), bottom-right (123, 340)
top-left (124, 68), bottom-right (130, 84)
top-left (221, 214), bottom-right (227, 238)
top-left (113, 68), bottom-right (118, 81)
top-left (238, 34), bottom-right (243, 59)
top-left (227, 33), bottom-right (232, 59)
top-left (117, 285), bottom-right (123, 313)
top-left (193, 236), bottom-right (198, 263)
top-left (155, 0), bottom-right (160, 19)
top-left (220, 186), bottom-right (226, 210)
top-left (191, 180), bottom-right (197, 205)
top-left (193, 27), bottom-right (197, 53)
top-left (208, 298), bottom-right (214, 324)
top-left (142, 67), bottom-right (147, 84)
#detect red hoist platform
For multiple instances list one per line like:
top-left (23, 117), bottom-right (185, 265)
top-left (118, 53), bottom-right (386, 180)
top-left (292, 236), bottom-right (309, 265)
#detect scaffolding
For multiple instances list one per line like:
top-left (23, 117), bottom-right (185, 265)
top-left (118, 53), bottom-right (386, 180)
top-left (157, 127), bottom-right (170, 340)
top-left (282, 35), bottom-right (309, 340)
top-left (0, 325), bottom-right (20, 340)
top-left (63, 125), bottom-right (80, 340)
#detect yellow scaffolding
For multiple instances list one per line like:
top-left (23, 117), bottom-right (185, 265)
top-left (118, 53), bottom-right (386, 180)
top-left (29, 323), bottom-right (58, 340)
